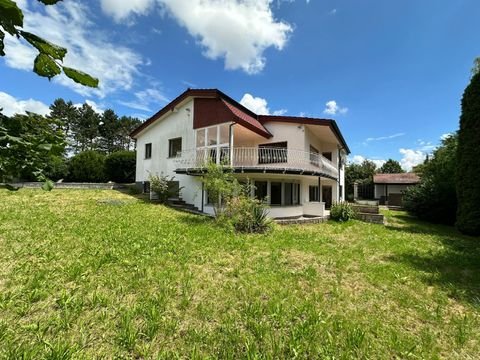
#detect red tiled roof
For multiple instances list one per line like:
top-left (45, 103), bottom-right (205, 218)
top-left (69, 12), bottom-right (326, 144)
top-left (221, 99), bottom-right (272, 138)
top-left (373, 173), bottom-right (420, 184)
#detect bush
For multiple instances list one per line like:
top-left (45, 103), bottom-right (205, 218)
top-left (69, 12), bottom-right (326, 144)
top-left (222, 186), bottom-right (271, 233)
top-left (330, 201), bottom-right (356, 222)
top-left (67, 151), bottom-right (106, 182)
top-left (404, 134), bottom-right (457, 225)
top-left (44, 156), bottom-right (69, 181)
top-left (105, 151), bottom-right (136, 183)
top-left (403, 178), bottom-right (457, 225)
top-left (149, 173), bottom-right (181, 203)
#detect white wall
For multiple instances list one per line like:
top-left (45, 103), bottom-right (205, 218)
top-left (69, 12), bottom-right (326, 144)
top-left (134, 99), bottom-right (204, 209)
top-left (374, 184), bottom-right (411, 198)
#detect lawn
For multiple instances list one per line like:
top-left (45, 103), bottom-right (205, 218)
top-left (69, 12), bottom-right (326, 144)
top-left (0, 189), bottom-right (479, 359)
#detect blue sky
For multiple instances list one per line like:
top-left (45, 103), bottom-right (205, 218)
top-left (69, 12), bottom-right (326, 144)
top-left (1, 0), bottom-right (478, 170)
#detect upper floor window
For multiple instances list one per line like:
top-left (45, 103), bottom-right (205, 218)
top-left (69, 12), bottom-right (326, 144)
top-left (168, 137), bottom-right (182, 157)
top-left (258, 141), bottom-right (287, 164)
top-left (196, 124), bottom-right (230, 164)
top-left (145, 143), bottom-right (152, 159)
top-left (322, 152), bottom-right (332, 161)
top-left (310, 145), bottom-right (319, 167)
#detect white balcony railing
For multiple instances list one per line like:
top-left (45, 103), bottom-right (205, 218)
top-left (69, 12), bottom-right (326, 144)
top-left (174, 147), bottom-right (338, 179)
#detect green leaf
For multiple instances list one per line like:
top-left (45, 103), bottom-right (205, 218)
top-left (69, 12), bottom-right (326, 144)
top-left (21, 31), bottom-right (67, 60)
top-left (0, 0), bottom-right (23, 35)
top-left (0, 30), bottom-right (5, 56)
top-left (41, 179), bottom-right (54, 191)
top-left (37, 0), bottom-right (63, 4)
top-left (33, 53), bottom-right (61, 79)
top-left (38, 143), bottom-right (53, 151)
top-left (63, 66), bottom-right (99, 88)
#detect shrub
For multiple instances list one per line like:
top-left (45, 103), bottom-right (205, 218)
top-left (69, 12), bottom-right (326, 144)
top-left (67, 151), bottom-right (106, 182)
top-left (403, 178), bottom-right (457, 225)
top-left (44, 156), bottom-right (69, 181)
top-left (149, 173), bottom-right (182, 203)
top-left (404, 134), bottom-right (457, 225)
top-left (105, 151), bottom-right (136, 183)
top-left (222, 185), bottom-right (271, 233)
top-left (330, 201), bottom-right (356, 222)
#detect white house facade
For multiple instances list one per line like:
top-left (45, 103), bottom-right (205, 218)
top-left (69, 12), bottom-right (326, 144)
top-left (130, 89), bottom-right (350, 219)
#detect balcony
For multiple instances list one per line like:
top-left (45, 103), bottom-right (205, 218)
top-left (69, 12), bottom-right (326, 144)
top-left (174, 147), bottom-right (338, 179)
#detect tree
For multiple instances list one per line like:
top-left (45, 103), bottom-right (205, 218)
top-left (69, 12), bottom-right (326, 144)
top-left (345, 159), bottom-right (377, 199)
top-left (0, 111), bottom-right (66, 184)
top-left (404, 134), bottom-right (458, 225)
top-left (456, 71), bottom-right (480, 235)
top-left (72, 103), bottom-right (100, 152)
top-left (99, 109), bottom-right (120, 153)
top-left (117, 116), bottom-right (141, 151)
top-left (379, 159), bottom-right (404, 174)
top-left (0, 0), bottom-right (98, 87)
top-left (472, 57), bottom-right (480, 76)
top-left (48, 98), bottom-right (78, 152)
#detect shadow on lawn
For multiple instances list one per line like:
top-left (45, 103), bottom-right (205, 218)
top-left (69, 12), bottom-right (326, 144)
top-left (386, 212), bottom-right (480, 305)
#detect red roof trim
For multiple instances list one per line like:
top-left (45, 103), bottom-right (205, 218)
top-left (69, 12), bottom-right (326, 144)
top-left (221, 99), bottom-right (272, 138)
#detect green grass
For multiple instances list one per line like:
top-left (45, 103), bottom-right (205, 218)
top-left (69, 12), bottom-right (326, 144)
top-left (0, 189), bottom-right (479, 359)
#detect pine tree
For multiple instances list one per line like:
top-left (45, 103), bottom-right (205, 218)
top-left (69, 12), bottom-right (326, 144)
top-left (99, 109), bottom-right (120, 154)
top-left (73, 104), bottom-right (100, 152)
top-left (456, 72), bottom-right (480, 235)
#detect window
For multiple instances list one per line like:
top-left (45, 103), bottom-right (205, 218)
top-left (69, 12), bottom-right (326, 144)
top-left (284, 183), bottom-right (300, 205)
top-left (254, 181), bottom-right (268, 201)
top-left (196, 129), bottom-right (205, 147)
top-left (196, 124), bottom-right (231, 165)
top-left (270, 182), bottom-right (282, 205)
top-left (208, 126), bottom-right (218, 146)
top-left (168, 138), bottom-right (182, 157)
top-left (219, 123), bottom-right (230, 144)
top-left (322, 152), bottom-right (332, 161)
top-left (310, 145), bottom-right (319, 166)
top-left (339, 185), bottom-right (343, 200)
top-left (309, 185), bottom-right (320, 202)
top-left (145, 143), bottom-right (152, 159)
top-left (258, 141), bottom-right (287, 164)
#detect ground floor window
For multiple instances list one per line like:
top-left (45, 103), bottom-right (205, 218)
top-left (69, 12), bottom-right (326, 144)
top-left (253, 180), bottom-right (300, 206)
top-left (254, 181), bottom-right (268, 201)
top-left (309, 185), bottom-right (320, 202)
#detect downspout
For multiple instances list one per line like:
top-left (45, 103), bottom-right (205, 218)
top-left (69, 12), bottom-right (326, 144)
top-left (201, 181), bottom-right (204, 213)
top-left (229, 123), bottom-right (235, 166)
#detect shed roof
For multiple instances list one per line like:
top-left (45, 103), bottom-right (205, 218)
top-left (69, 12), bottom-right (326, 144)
top-left (373, 173), bottom-right (420, 184)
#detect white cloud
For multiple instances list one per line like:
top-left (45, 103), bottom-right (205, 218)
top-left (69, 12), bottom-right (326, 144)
top-left (365, 133), bottom-right (405, 142)
top-left (240, 93), bottom-right (286, 115)
top-left (329, 9), bottom-right (337, 15)
top-left (323, 100), bottom-right (348, 115)
top-left (350, 155), bottom-right (386, 169)
top-left (3, 1), bottom-right (145, 98)
top-left (118, 88), bottom-right (169, 112)
top-left (100, 0), bottom-right (292, 74)
top-left (399, 148), bottom-right (426, 171)
top-left (73, 100), bottom-right (105, 114)
top-left (240, 93), bottom-right (270, 115)
top-left (0, 91), bottom-right (50, 116)
top-left (100, 0), bottom-right (154, 22)
top-left (440, 133), bottom-right (453, 141)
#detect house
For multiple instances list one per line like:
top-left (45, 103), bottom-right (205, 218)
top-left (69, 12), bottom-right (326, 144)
top-left (373, 173), bottom-right (420, 206)
top-left (130, 89), bottom-right (350, 219)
